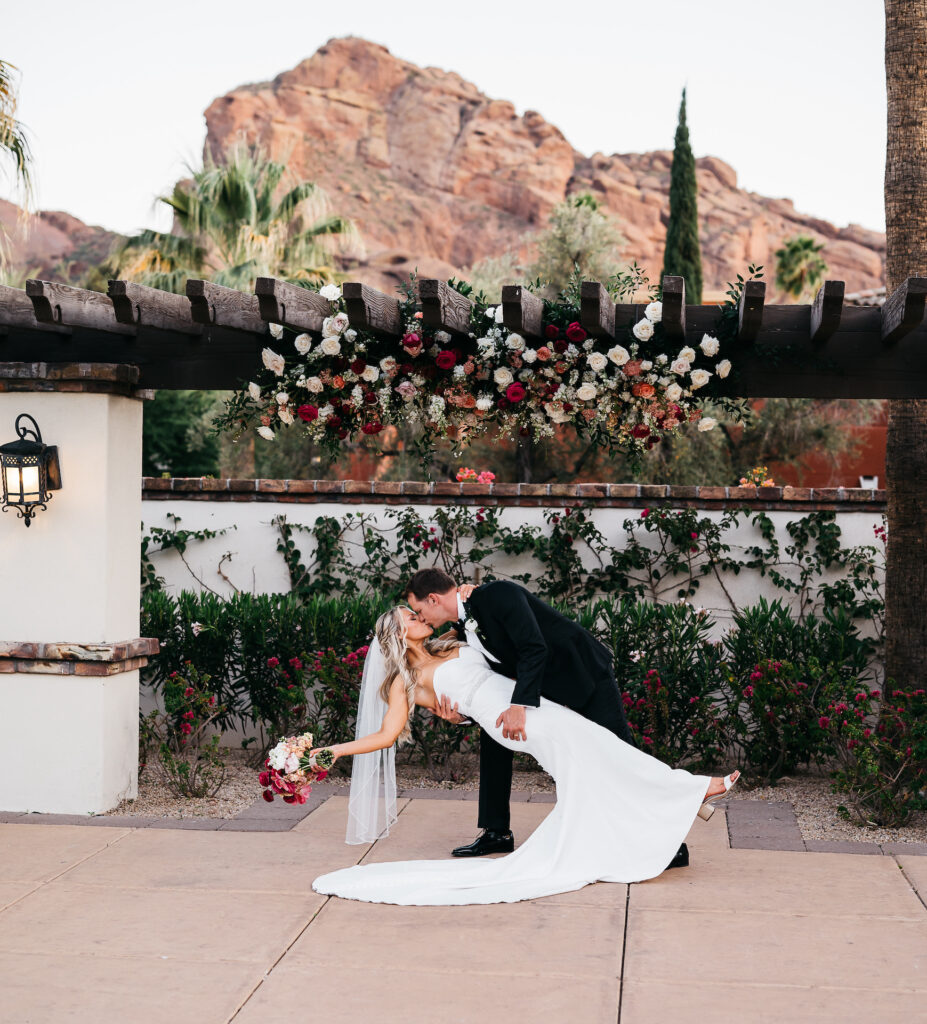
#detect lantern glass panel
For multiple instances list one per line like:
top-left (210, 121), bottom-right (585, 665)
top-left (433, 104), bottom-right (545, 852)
top-left (20, 461), bottom-right (41, 501)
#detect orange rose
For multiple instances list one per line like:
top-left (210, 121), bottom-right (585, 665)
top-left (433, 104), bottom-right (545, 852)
top-left (462, 394), bottom-right (477, 408)
top-left (632, 382), bottom-right (656, 398)
top-left (332, 375), bottom-right (345, 390)
top-left (536, 347), bottom-right (552, 361)
top-left (555, 361), bottom-right (568, 374)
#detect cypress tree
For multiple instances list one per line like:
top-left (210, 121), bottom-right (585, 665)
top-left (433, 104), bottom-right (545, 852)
top-left (661, 88), bottom-right (703, 303)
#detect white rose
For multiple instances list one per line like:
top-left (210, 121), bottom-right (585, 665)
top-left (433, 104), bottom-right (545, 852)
top-left (306, 377), bottom-right (323, 393)
top-left (494, 367), bottom-right (514, 387)
top-left (484, 307), bottom-right (496, 320)
top-left (494, 305), bottom-right (504, 323)
top-left (641, 360), bottom-right (653, 371)
top-left (522, 349), bottom-right (538, 364)
top-left (656, 354), bottom-right (668, 365)
top-left (435, 330), bottom-right (452, 345)
top-left (257, 425), bottom-right (276, 441)
top-left (294, 333), bottom-right (312, 355)
top-left (716, 359), bottom-right (732, 379)
top-left (576, 383), bottom-right (597, 402)
top-left (699, 334), bottom-right (720, 357)
top-left (284, 754), bottom-right (300, 774)
top-left (679, 346), bottom-right (696, 362)
top-left (608, 345), bottom-right (630, 366)
top-left (268, 323), bottom-right (284, 340)
top-left (632, 318), bottom-right (654, 341)
top-left (362, 365), bottom-right (380, 383)
top-left (330, 312), bottom-right (349, 334)
top-left (645, 300), bottom-right (663, 323)
top-left (278, 407), bottom-right (294, 425)
top-left (670, 358), bottom-right (691, 375)
top-left (321, 336), bottom-right (342, 356)
top-left (698, 417), bottom-right (718, 432)
top-left (344, 328), bottom-right (357, 343)
top-left (261, 348), bottom-right (286, 376)
top-left (544, 402), bottom-right (572, 424)
top-left (276, 391), bottom-right (289, 405)
top-left (380, 357), bottom-right (398, 373)
top-left (587, 352), bottom-right (608, 372)
top-left (319, 283), bottom-right (341, 301)
top-left (247, 382), bottom-right (261, 402)
top-left (506, 333), bottom-right (526, 351)
top-left (476, 396), bottom-right (493, 412)
top-left (477, 336), bottom-right (495, 354)
top-left (690, 369), bottom-right (712, 390)
top-left (583, 339), bottom-right (595, 351)
top-left (664, 383), bottom-right (683, 402)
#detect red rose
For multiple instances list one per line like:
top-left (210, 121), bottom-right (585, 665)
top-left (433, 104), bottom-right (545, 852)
top-left (400, 363), bottom-right (414, 374)
top-left (562, 402), bottom-right (573, 412)
top-left (362, 391), bottom-right (377, 405)
top-left (258, 771), bottom-right (270, 787)
top-left (362, 421), bottom-right (383, 435)
top-left (506, 382), bottom-right (527, 403)
top-left (631, 424), bottom-right (651, 439)
top-left (327, 415), bottom-right (342, 429)
top-left (350, 358), bottom-right (366, 374)
top-left (436, 350), bottom-right (457, 370)
top-left (297, 404), bottom-right (318, 422)
top-left (337, 428), bottom-right (348, 439)
top-left (497, 397), bottom-right (510, 409)
top-left (402, 332), bottom-right (421, 349)
top-left (262, 790), bottom-right (275, 803)
top-left (553, 339), bottom-right (568, 354)
top-left (283, 794), bottom-right (297, 804)
top-left (544, 324), bottom-right (559, 339)
top-left (565, 321), bottom-right (587, 342)
top-left (267, 657), bottom-right (279, 667)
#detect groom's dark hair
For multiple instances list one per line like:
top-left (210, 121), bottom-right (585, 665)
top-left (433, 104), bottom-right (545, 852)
top-left (406, 567), bottom-right (457, 599)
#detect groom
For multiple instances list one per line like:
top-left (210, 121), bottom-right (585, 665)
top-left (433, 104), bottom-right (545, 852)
top-left (406, 568), bottom-right (689, 870)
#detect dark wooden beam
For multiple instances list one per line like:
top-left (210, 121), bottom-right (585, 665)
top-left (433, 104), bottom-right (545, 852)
top-left (342, 282), bottom-right (402, 336)
top-left (661, 276), bottom-right (686, 340)
top-left (186, 280), bottom-right (266, 333)
top-left (108, 280), bottom-right (202, 335)
top-left (25, 280), bottom-right (135, 336)
top-left (580, 281), bottom-right (616, 338)
top-left (881, 276), bottom-right (927, 345)
top-left (737, 280), bottom-right (766, 342)
top-left (254, 278), bottom-right (332, 333)
top-left (419, 279), bottom-right (474, 335)
top-left (809, 280), bottom-right (845, 344)
top-left (0, 285), bottom-right (68, 333)
top-left (501, 284), bottom-right (544, 338)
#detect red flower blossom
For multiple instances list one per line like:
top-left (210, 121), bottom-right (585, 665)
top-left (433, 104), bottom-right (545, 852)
top-left (258, 771), bottom-right (270, 787)
top-left (436, 350), bottom-right (457, 370)
top-left (553, 339), bottom-right (568, 354)
top-left (262, 789), bottom-right (275, 802)
top-left (565, 321), bottom-right (587, 342)
top-left (361, 421), bottom-right (383, 435)
top-left (350, 358), bottom-right (366, 374)
top-left (631, 424), bottom-right (651, 439)
top-left (297, 404), bottom-right (318, 422)
top-left (364, 391), bottom-right (378, 404)
top-left (184, 686), bottom-right (194, 697)
top-left (401, 332), bottom-right (421, 349)
top-left (267, 657), bottom-right (280, 668)
top-left (544, 324), bottom-right (559, 339)
top-left (506, 382), bottom-right (527, 403)
top-left (327, 415), bottom-right (342, 429)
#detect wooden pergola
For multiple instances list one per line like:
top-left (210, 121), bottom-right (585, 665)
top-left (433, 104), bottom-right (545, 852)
top-left (1, 274), bottom-right (924, 398)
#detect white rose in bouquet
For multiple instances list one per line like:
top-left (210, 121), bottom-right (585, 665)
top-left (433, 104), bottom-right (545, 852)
top-left (257, 425), bottom-right (275, 441)
top-left (699, 334), bottom-right (720, 357)
top-left (284, 753), bottom-right (300, 774)
top-left (716, 359), bottom-right (732, 379)
top-left (362, 366), bottom-right (380, 383)
top-left (261, 348), bottom-right (286, 376)
top-left (279, 407), bottom-right (295, 425)
top-left (276, 392), bottom-right (289, 405)
top-left (645, 300), bottom-right (663, 323)
top-left (608, 345), bottom-right (630, 366)
top-left (698, 417), bottom-right (718, 431)
top-left (664, 382), bottom-right (683, 402)
top-left (268, 323), bottom-right (284, 340)
top-left (632, 318), bottom-right (654, 341)
top-left (306, 377), bottom-right (323, 393)
top-left (331, 312), bottom-right (350, 334)
top-left (587, 352), bottom-right (608, 372)
top-left (679, 346), bottom-right (696, 362)
top-left (494, 367), bottom-right (514, 387)
top-left (576, 383), bottom-right (598, 401)
top-left (522, 349), bottom-right (538, 364)
top-left (319, 283), bottom-right (341, 301)
top-left (670, 357), bottom-right (691, 375)
top-left (247, 382), bottom-right (261, 402)
top-left (506, 333), bottom-right (526, 351)
top-left (690, 369), bottom-right (712, 390)
top-left (321, 336), bottom-right (342, 356)
top-left (294, 333), bottom-right (312, 355)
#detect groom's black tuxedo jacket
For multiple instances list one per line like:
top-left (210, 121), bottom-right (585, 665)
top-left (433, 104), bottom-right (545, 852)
top-left (462, 580), bottom-right (613, 710)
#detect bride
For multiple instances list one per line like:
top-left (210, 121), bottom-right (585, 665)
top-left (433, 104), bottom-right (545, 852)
top-left (311, 607), bottom-right (739, 906)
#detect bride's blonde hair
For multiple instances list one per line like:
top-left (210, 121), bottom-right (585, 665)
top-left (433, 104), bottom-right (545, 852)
top-left (374, 607), bottom-right (463, 745)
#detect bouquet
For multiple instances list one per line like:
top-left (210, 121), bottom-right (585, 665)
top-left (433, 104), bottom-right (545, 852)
top-left (259, 732), bottom-right (335, 804)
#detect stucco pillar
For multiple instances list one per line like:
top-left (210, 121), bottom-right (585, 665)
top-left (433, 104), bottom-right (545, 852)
top-left (0, 364), bottom-right (154, 813)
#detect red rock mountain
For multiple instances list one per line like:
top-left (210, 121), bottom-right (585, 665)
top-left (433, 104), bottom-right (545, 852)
top-left (204, 36), bottom-right (885, 296)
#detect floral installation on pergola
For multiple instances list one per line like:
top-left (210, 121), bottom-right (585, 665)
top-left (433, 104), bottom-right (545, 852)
top-left (217, 270), bottom-right (746, 462)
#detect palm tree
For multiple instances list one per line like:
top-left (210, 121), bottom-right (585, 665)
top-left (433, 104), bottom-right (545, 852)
top-left (774, 235), bottom-right (828, 301)
top-left (884, 0), bottom-right (927, 692)
top-left (111, 142), bottom-right (356, 293)
top-left (0, 59), bottom-right (34, 272)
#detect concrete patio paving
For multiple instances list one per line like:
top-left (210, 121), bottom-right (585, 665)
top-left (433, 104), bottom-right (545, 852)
top-left (0, 796), bottom-right (925, 1023)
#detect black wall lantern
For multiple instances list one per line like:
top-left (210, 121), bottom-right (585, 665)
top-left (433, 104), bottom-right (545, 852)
top-left (0, 414), bottom-right (62, 527)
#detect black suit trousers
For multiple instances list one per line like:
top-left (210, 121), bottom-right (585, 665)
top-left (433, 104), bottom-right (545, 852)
top-left (477, 672), bottom-right (634, 832)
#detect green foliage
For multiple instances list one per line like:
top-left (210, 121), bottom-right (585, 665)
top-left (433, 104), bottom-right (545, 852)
top-left (775, 235), bottom-right (828, 301)
top-left (141, 514), bottom-right (234, 592)
top-left (661, 88), bottom-right (703, 303)
top-left (143, 390), bottom-right (222, 478)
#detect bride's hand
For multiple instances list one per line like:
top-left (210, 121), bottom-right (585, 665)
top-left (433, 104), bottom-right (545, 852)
top-left (457, 583), bottom-right (477, 602)
top-left (433, 695), bottom-right (467, 725)
top-left (310, 746), bottom-right (340, 765)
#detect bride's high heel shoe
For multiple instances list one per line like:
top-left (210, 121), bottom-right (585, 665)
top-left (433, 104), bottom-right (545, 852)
top-left (697, 771), bottom-right (741, 821)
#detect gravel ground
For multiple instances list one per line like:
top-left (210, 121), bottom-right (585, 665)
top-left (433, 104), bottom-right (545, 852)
top-left (108, 751), bottom-right (926, 845)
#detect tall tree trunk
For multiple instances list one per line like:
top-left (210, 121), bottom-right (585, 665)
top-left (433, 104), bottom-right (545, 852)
top-left (884, 0), bottom-right (927, 688)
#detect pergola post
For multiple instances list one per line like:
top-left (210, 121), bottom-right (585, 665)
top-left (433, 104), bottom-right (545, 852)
top-left (0, 363), bottom-right (155, 813)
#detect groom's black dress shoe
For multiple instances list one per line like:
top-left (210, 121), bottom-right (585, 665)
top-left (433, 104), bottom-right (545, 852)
top-left (665, 842), bottom-right (689, 870)
top-left (451, 829), bottom-right (515, 857)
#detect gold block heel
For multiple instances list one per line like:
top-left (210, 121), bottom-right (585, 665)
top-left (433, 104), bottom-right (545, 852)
top-left (696, 802), bottom-right (715, 822)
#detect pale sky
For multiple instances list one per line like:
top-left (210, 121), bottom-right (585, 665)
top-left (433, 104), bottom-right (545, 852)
top-left (2, 0), bottom-right (886, 237)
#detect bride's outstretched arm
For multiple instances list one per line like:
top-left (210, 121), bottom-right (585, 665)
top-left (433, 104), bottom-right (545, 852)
top-left (311, 676), bottom-right (409, 764)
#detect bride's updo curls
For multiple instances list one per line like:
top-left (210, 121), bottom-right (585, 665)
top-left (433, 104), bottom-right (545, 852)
top-left (374, 607), bottom-right (463, 745)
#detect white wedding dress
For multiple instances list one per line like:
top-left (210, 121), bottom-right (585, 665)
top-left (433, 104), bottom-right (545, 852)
top-left (312, 645), bottom-right (710, 905)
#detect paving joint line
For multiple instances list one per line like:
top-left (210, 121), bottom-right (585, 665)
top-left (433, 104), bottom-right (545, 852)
top-left (616, 884), bottom-right (631, 1024)
top-left (893, 854), bottom-right (927, 913)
